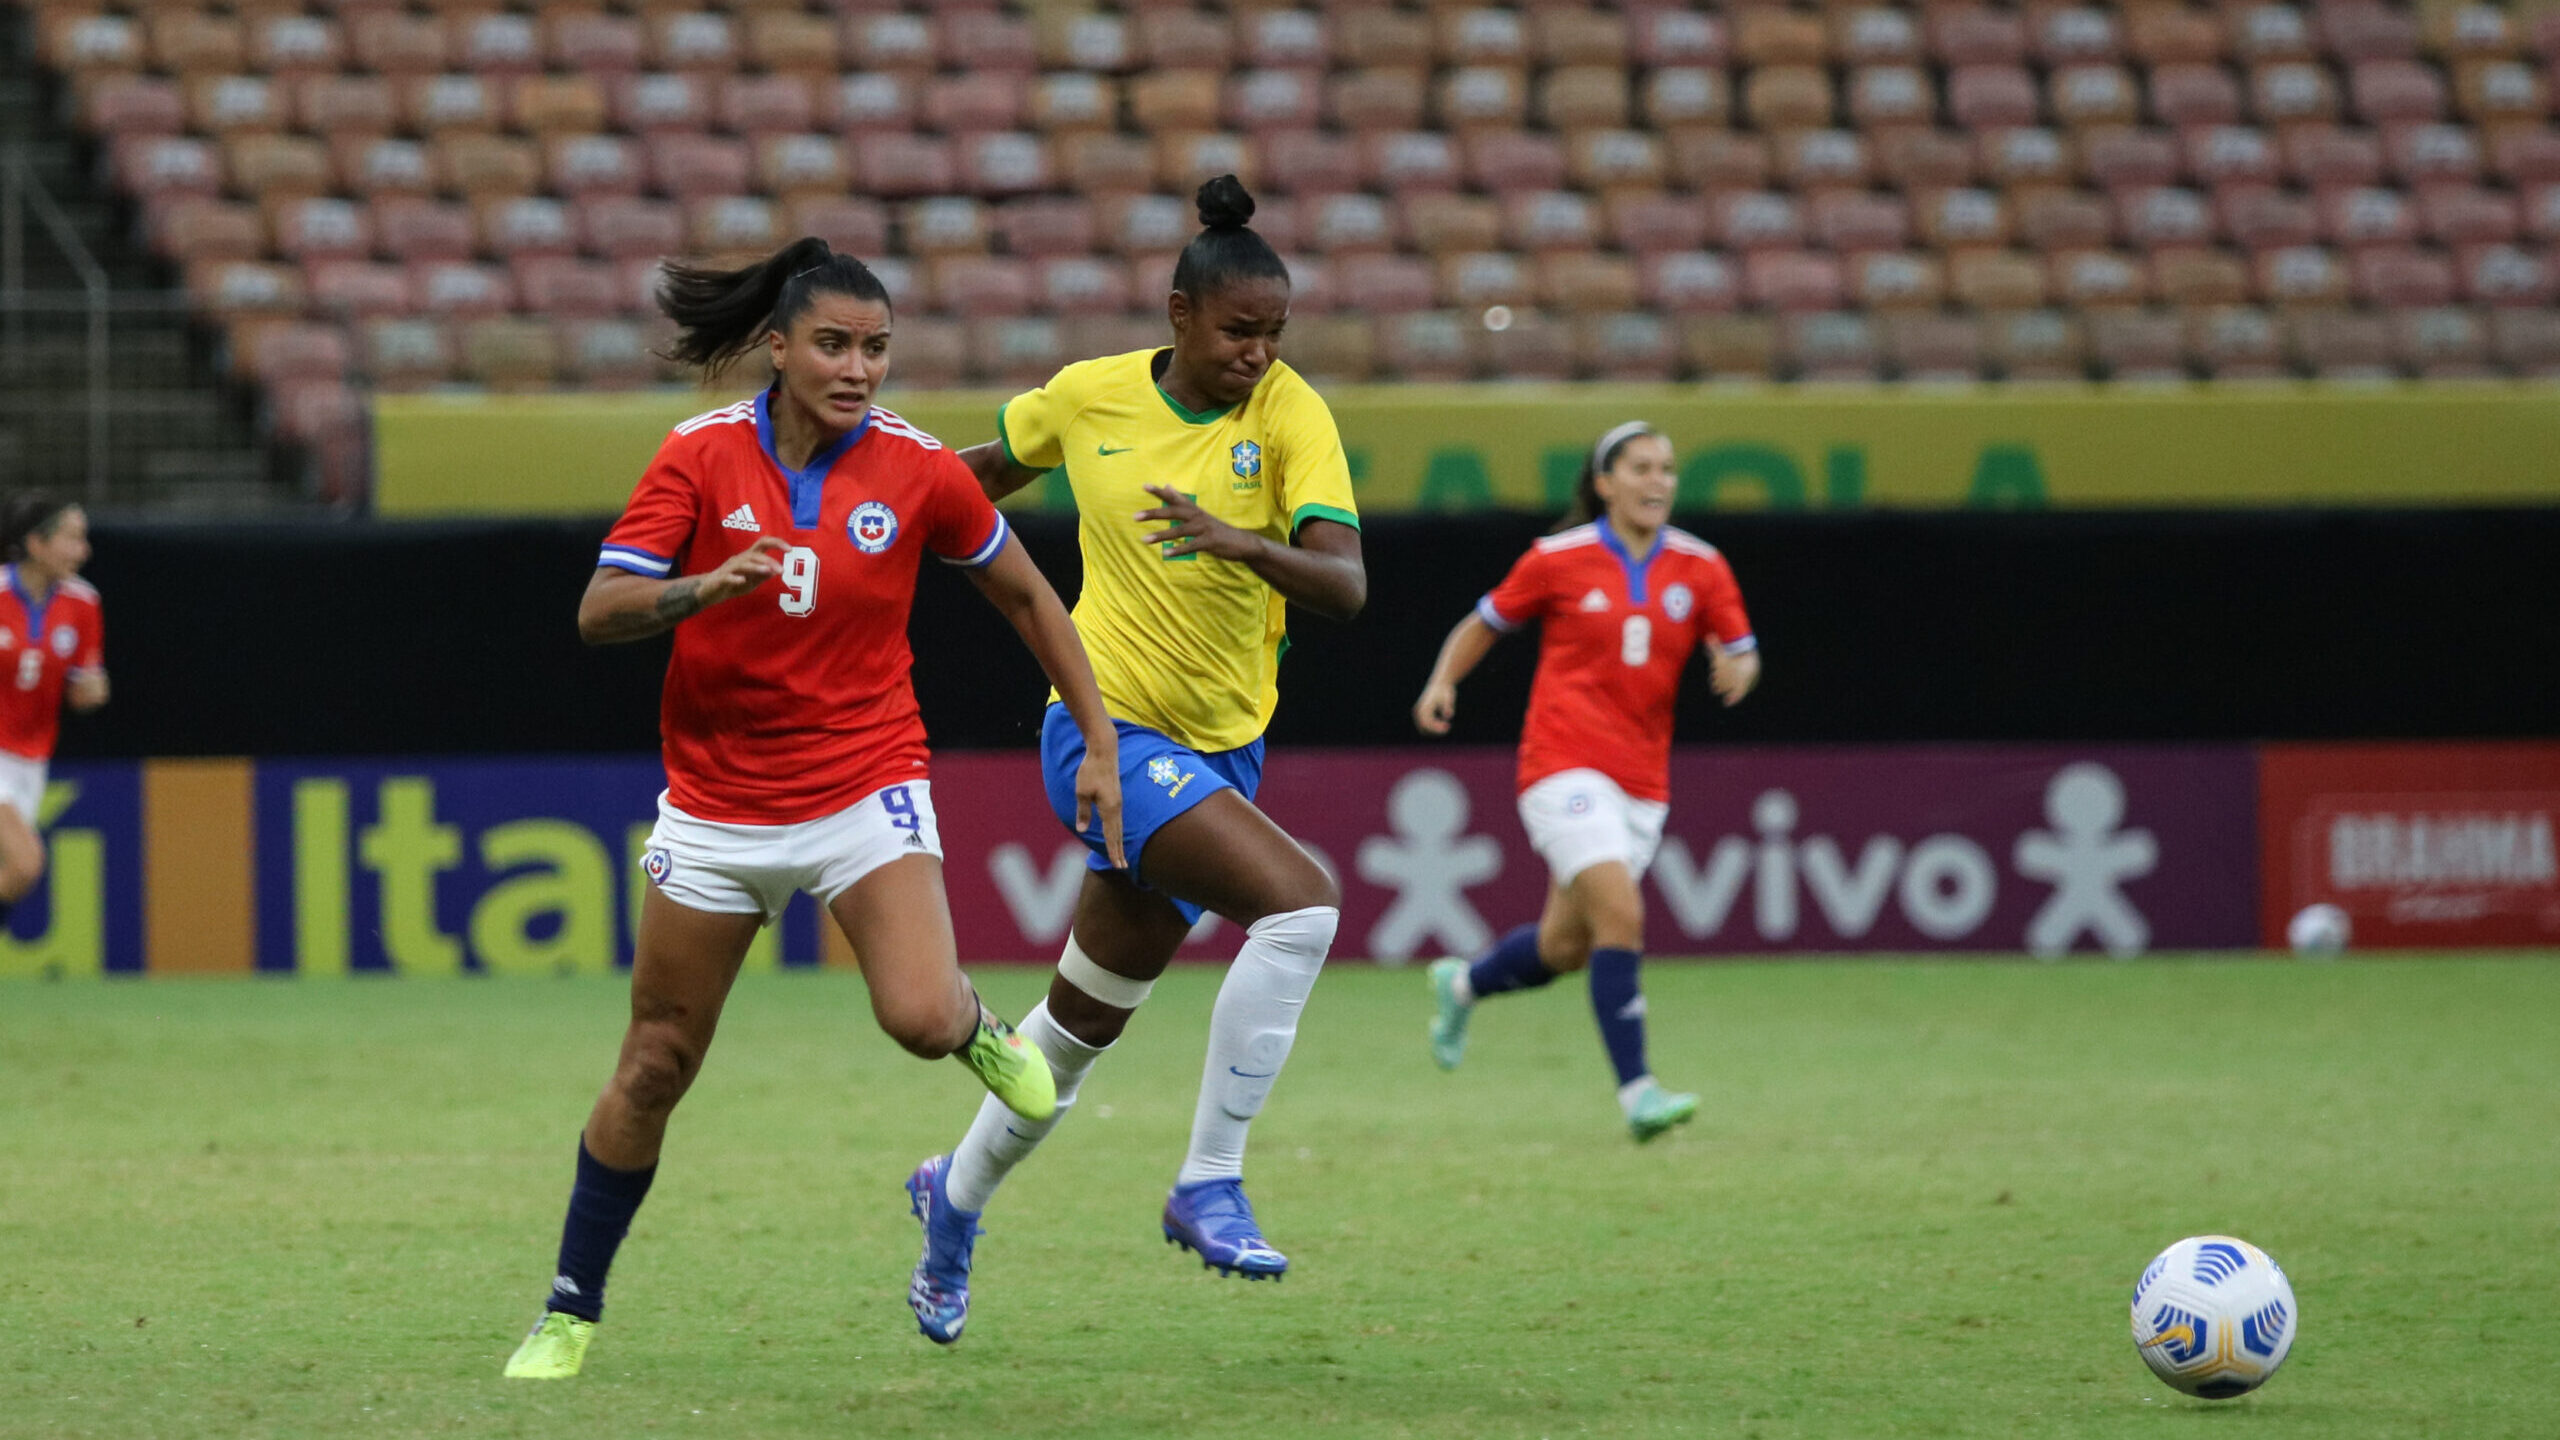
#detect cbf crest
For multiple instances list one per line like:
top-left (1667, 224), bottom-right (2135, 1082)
top-left (848, 500), bottom-right (899, 554)
top-left (1230, 440), bottom-right (1262, 479)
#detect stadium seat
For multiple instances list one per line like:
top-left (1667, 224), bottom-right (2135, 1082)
top-left (1333, 68), bottom-right (1430, 131)
top-left (1808, 192), bottom-right (1913, 252)
top-left (360, 316), bottom-right (454, 389)
top-left (2351, 244), bottom-right (2458, 304)
top-left (2322, 184), bottom-right (2419, 245)
top-left (226, 134), bottom-right (332, 199)
top-left (2255, 244), bottom-right (2350, 304)
top-left (2391, 303), bottom-right (2491, 372)
top-left (788, 195), bottom-right (890, 257)
top-left (1439, 250), bottom-right (1532, 309)
top-left (1157, 131), bottom-right (1255, 192)
top-left (1847, 64), bottom-right (1935, 129)
top-left (411, 261), bottom-right (515, 319)
top-left (2528, 184), bottom-right (2560, 240)
top-left (513, 256), bottom-right (625, 318)
top-left (1931, 8), bottom-right (2029, 67)
top-left (1776, 130), bottom-right (1872, 191)
top-left (1567, 129), bottom-right (1665, 193)
top-left (1574, 311), bottom-right (1678, 381)
top-left (2088, 308), bottom-right (2187, 377)
top-left (295, 75), bottom-right (396, 135)
top-left (1951, 249), bottom-right (2050, 308)
top-left (1437, 65), bottom-right (1528, 131)
top-left (2018, 190), bottom-right (2115, 250)
top-left (83, 75), bottom-right (185, 136)
top-left (150, 197), bottom-right (265, 263)
top-left (1631, 9), bottom-right (1726, 68)
top-left (559, 318), bottom-right (657, 387)
top-left (1950, 65), bottom-right (2042, 129)
top-left (2458, 242), bottom-right (2555, 305)
top-left (460, 317), bottom-right (561, 388)
top-left (113, 135), bottom-right (222, 199)
top-left (1376, 310), bottom-right (1478, 381)
top-left (856, 134), bottom-right (956, 199)
top-left (1539, 66), bottom-right (1632, 130)
top-left (1241, 9), bottom-right (1328, 70)
top-left (2322, 3), bottom-right (2421, 63)
top-left (2284, 123), bottom-right (2386, 185)
top-left (1404, 192), bottom-right (1504, 254)
top-left (1882, 312), bottom-right (1987, 380)
top-left (1665, 130), bottom-right (1769, 190)
top-left (2052, 64), bottom-right (2142, 129)
top-left (2153, 64), bottom-right (2247, 128)
top-left (1984, 307), bottom-right (2089, 379)
top-left (2186, 304), bottom-right (2288, 377)
top-left (350, 12), bottom-right (447, 75)
top-left (1277, 314), bottom-right (1375, 382)
top-left (931, 256), bottom-right (1035, 319)
top-left (1915, 187), bottom-right (2012, 249)
top-left (1054, 133), bottom-right (1154, 197)
top-left (2487, 307), bottom-right (2560, 372)
top-left (2188, 125), bottom-right (2282, 186)
top-left (1337, 9), bottom-right (1431, 70)
top-left (1439, 7), bottom-right (1529, 68)
top-left (2288, 307), bottom-right (2397, 374)
top-left (2153, 247), bottom-right (2253, 304)
top-left (1713, 191), bottom-right (1805, 250)
top-left (721, 75), bottom-right (815, 137)
top-left (2453, 59), bottom-right (2547, 121)
top-left (1879, 129), bottom-right (1978, 188)
top-left (270, 196), bottom-right (371, 262)
top-left (1337, 254), bottom-right (1437, 313)
top-left (2224, 187), bottom-right (2323, 249)
top-left (1228, 67), bottom-right (1320, 132)
top-left (2489, 126), bottom-right (2560, 183)
top-left (1743, 250), bottom-right (1847, 311)
top-left (2383, 120), bottom-right (2483, 183)
top-left (2251, 60), bottom-right (2342, 124)
top-left (2082, 128), bottom-right (2182, 188)
top-left (2052, 247), bottom-right (2149, 307)
top-left (647, 12), bottom-right (737, 74)
top-left (1367, 130), bottom-right (1460, 193)
top-left (1681, 313), bottom-right (1778, 380)
top-left (1538, 252), bottom-right (1640, 311)
top-left (1537, 9), bottom-right (1630, 69)
top-left (335, 136), bottom-right (431, 198)
top-left (2119, 186), bottom-right (2216, 248)
top-left (940, 11), bottom-right (1035, 75)
top-left (2419, 186), bottom-right (2522, 245)
top-left (2130, 6), bottom-right (2228, 67)
top-left (186, 74), bottom-right (283, 135)
top-left (2349, 58), bottom-right (2450, 122)
top-left (578, 195), bottom-right (684, 260)
top-left (1743, 65), bottom-right (1835, 130)
top-left (510, 76), bottom-right (610, 136)
top-left (1503, 190), bottom-right (1599, 253)
top-left (1850, 250), bottom-right (1948, 310)
top-left (1642, 67), bottom-right (1729, 129)
top-left (1981, 126), bottom-right (2072, 187)
top-left (1644, 251), bottom-right (1740, 313)
top-left (1780, 311), bottom-right (1881, 381)
top-left (546, 12), bottom-right (643, 75)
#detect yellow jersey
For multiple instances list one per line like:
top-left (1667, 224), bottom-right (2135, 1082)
top-left (998, 349), bottom-right (1359, 753)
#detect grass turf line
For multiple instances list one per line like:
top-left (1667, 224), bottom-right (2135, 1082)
top-left (1, 957), bottom-right (2553, 1439)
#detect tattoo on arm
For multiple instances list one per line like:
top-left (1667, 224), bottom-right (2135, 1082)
top-left (654, 577), bottom-right (704, 624)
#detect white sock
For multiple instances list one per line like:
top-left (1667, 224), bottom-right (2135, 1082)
top-left (1449, 967), bottom-right (1476, 1005)
top-left (1176, 906), bottom-right (1337, 1187)
top-left (1618, 1076), bottom-right (1657, 1116)
top-left (944, 1000), bottom-right (1107, 1213)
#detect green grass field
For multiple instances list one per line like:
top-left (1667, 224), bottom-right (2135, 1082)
top-left (4, 957), bottom-right (2555, 1439)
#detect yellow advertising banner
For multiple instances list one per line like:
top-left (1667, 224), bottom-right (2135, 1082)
top-left (374, 381), bottom-right (2560, 516)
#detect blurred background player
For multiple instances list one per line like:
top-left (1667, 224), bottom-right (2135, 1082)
top-left (904, 176), bottom-right (1364, 1344)
top-left (0, 494), bottom-right (107, 929)
top-left (1411, 423), bottom-right (1760, 1142)
top-left (505, 238), bottom-right (1126, 1379)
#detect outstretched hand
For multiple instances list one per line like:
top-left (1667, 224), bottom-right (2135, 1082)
top-left (1137, 485), bottom-right (1265, 562)
top-left (700, 536), bottom-right (789, 604)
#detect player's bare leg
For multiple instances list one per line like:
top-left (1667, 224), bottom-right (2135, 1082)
top-left (510, 890), bottom-right (759, 1378)
top-left (0, 803), bottom-right (46, 922)
top-left (831, 853), bottom-right (1055, 1118)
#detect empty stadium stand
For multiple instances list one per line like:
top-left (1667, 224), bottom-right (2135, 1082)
top-left (20, 0), bottom-right (2560, 498)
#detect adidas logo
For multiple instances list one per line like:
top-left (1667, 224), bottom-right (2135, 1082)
top-left (1579, 588), bottom-right (1610, 613)
top-left (720, 504), bottom-right (760, 532)
top-left (551, 1275), bottom-right (582, 1296)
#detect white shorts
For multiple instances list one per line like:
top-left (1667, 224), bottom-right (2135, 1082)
top-left (643, 781), bottom-right (943, 922)
top-left (0, 752), bottom-right (47, 826)
top-left (1518, 768), bottom-right (1670, 886)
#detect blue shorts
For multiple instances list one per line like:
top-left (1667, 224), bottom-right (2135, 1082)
top-left (1040, 702), bottom-right (1265, 926)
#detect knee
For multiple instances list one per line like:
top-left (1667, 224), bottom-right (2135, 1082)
top-left (614, 1025), bottom-right (704, 1120)
top-left (873, 989), bottom-right (968, 1060)
top-left (0, 849), bottom-right (44, 899)
top-left (1252, 851), bottom-right (1340, 922)
top-left (1582, 890), bottom-right (1645, 953)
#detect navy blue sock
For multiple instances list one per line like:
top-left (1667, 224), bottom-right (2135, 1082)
top-left (1587, 948), bottom-right (1650, 1087)
top-left (546, 1137), bottom-right (657, 1321)
top-left (1465, 923), bottom-right (1554, 999)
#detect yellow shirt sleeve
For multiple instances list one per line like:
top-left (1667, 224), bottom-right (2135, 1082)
top-left (1269, 369), bottom-right (1359, 536)
top-left (995, 361), bottom-right (1089, 472)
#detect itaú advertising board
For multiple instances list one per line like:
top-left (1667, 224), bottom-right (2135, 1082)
top-left (2260, 743), bottom-right (2560, 949)
top-left (3, 747), bottom-right (2261, 977)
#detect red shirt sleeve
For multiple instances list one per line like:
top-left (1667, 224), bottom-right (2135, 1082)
top-left (1478, 544), bottom-right (1550, 632)
top-left (74, 600), bottom-right (103, 673)
top-left (1697, 554), bottom-right (1755, 653)
top-left (923, 448), bottom-right (1011, 568)
top-left (598, 437), bottom-right (700, 578)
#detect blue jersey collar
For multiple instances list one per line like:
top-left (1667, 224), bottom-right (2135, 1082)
top-left (5, 564), bottom-right (51, 638)
top-left (1595, 521), bottom-right (1664, 606)
top-left (755, 388), bottom-right (873, 530)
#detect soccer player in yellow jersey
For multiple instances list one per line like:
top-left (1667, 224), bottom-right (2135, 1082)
top-left (904, 177), bottom-right (1365, 1341)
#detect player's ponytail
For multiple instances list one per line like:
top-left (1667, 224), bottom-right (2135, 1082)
top-left (1171, 174), bottom-right (1290, 299)
top-left (1557, 421), bottom-right (1658, 534)
top-left (656, 237), bottom-right (893, 378)
top-left (0, 492), bottom-right (75, 562)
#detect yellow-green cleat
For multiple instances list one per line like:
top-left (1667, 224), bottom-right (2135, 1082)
top-left (503, 1311), bottom-right (595, 1379)
top-left (959, 1012), bottom-right (1057, 1122)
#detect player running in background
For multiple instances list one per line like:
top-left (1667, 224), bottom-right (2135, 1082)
top-left (1411, 423), bottom-right (1760, 1142)
top-left (904, 176), bottom-right (1364, 1343)
top-left (505, 239), bottom-right (1126, 1379)
top-left (0, 494), bottom-right (107, 930)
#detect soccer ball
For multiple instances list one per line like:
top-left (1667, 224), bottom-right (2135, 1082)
top-left (2130, 1236), bottom-right (2297, 1399)
top-left (2286, 903), bottom-right (2351, 956)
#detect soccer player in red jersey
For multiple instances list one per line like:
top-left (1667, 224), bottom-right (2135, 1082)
top-left (0, 494), bottom-right (107, 930)
top-left (1411, 423), bottom-right (1760, 1142)
top-left (506, 240), bottom-right (1127, 1380)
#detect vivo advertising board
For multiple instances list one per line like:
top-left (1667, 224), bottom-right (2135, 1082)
top-left (5, 746), bottom-right (2263, 975)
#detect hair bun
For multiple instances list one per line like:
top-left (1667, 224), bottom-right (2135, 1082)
top-left (1194, 174), bottom-right (1255, 232)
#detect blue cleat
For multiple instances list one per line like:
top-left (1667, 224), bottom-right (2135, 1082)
top-left (1161, 1178), bottom-right (1288, 1280)
top-left (905, 1155), bottom-right (981, 1344)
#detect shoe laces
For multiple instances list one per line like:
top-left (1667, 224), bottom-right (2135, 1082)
top-left (1180, 1180), bottom-right (1264, 1241)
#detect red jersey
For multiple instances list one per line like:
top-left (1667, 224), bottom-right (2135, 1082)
top-left (600, 392), bottom-right (1010, 825)
top-left (1478, 523), bottom-right (1754, 804)
top-left (0, 567), bottom-right (105, 762)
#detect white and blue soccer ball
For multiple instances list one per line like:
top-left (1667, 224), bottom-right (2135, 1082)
top-left (2286, 903), bottom-right (2351, 956)
top-left (2130, 1236), bottom-right (2298, 1399)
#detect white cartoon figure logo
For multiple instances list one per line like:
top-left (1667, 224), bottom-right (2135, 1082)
top-left (2014, 762), bottom-right (2158, 957)
top-left (1355, 769), bottom-right (1503, 962)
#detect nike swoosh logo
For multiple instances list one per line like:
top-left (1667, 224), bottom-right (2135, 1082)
top-left (1098, 445), bottom-right (1135, 455)
top-left (1228, 1067), bottom-right (1275, 1079)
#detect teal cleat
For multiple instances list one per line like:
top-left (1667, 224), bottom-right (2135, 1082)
top-left (1626, 1083), bottom-right (1699, 1144)
top-left (1428, 957), bottom-right (1472, 1071)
